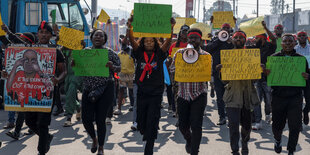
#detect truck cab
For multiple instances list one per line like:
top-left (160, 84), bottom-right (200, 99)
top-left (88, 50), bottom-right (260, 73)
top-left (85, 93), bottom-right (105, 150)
top-left (0, 0), bottom-right (91, 46)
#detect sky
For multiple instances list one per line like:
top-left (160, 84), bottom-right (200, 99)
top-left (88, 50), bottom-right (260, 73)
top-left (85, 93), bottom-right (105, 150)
top-left (80, 0), bottom-right (310, 21)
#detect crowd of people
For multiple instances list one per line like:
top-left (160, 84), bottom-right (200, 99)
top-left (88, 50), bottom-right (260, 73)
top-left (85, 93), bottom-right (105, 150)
top-left (0, 14), bottom-right (309, 155)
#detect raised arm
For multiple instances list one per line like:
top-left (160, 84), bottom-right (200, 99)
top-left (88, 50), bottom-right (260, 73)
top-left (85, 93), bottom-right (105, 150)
top-left (161, 18), bottom-right (176, 52)
top-left (127, 17), bottom-right (139, 51)
top-left (262, 21), bottom-right (276, 45)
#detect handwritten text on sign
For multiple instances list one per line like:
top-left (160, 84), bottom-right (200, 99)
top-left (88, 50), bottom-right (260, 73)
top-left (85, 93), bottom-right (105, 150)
top-left (212, 11), bottom-right (235, 29)
top-left (58, 26), bottom-right (84, 50)
top-left (221, 49), bottom-right (261, 80)
top-left (175, 53), bottom-right (212, 82)
top-left (72, 49), bottom-right (109, 77)
top-left (266, 56), bottom-right (306, 87)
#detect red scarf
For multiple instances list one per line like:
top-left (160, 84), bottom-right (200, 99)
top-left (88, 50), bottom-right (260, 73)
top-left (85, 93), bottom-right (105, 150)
top-left (139, 52), bottom-right (155, 82)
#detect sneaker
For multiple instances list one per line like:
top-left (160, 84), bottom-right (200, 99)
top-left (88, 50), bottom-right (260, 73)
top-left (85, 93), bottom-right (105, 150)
top-left (265, 115), bottom-right (271, 124)
top-left (274, 140), bottom-right (282, 154)
top-left (63, 120), bottom-right (72, 127)
top-left (252, 122), bottom-right (262, 130)
top-left (6, 131), bottom-right (20, 140)
top-left (217, 118), bottom-right (226, 125)
top-left (131, 122), bottom-right (137, 131)
top-left (210, 88), bottom-right (215, 98)
top-left (106, 118), bottom-right (112, 125)
top-left (45, 134), bottom-right (54, 153)
top-left (113, 109), bottom-right (122, 115)
top-left (3, 122), bottom-right (15, 129)
top-left (129, 106), bottom-right (133, 112)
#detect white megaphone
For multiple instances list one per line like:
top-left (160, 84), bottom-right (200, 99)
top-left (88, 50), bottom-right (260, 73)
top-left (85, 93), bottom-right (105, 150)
top-left (218, 30), bottom-right (229, 42)
top-left (182, 44), bottom-right (199, 64)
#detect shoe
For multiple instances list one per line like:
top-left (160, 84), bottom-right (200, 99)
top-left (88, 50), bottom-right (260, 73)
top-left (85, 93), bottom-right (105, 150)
top-left (185, 139), bottom-right (191, 154)
top-left (91, 141), bottom-right (98, 153)
top-left (45, 134), bottom-right (53, 153)
top-left (131, 122), bottom-right (137, 131)
top-left (303, 109), bottom-right (309, 125)
top-left (53, 108), bottom-right (64, 116)
top-left (232, 151), bottom-right (240, 155)
top-left (128, 106), bottom-right (133, 112)
top-left (97, 150), bottom-right (104, 155)
top-left (217, 118), bottom-right (226, 125)
top-left (265, 115), bottom-right (271, 124)
top-left (76, 112), bottom-right (82, 121)
top-left (24, 129), bottom-right (34, 135)
top-left (288, 151), bottom-right (294, 155)
top-left (210, 88), bottom-right (215, 98)
top-left (106, 118), bottom-right (112, 125)
top-left (63, 120), bottom-right (72, 127)
top-left (6, 131), bottom-right (20, 140)
top-left (252, 122), bottom-right (262, 130)
top-left (274, 140), bottom-right (282, 154)
top-left (3, 122), bottom-right (15, 129)
top-left (113, 109), bottom-right (122, 115)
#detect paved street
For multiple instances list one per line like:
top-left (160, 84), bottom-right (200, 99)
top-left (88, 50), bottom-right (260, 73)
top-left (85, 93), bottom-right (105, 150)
top-left (0, 92), bottom-right (309, 155)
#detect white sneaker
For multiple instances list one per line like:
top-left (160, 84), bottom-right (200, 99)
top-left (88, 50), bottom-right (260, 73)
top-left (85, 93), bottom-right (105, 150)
top-left (113, 109), bottom-right (122, 115)
top-left (265, 115), bottom-right (271, 124)
top-left (252, 122), bottom-right (262, 130)
top-left (106, 118), bottom-right (112, 125)
top-left (131, 122), bottom-right (137, 131)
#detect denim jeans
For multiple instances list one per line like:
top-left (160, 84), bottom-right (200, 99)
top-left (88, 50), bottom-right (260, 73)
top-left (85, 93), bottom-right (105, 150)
top-left (214, 74), bottom-right (226, 119)
top-left (8, 111), bottom-right (16, 123)
top-left (253, 81), bottom-right (271, 123)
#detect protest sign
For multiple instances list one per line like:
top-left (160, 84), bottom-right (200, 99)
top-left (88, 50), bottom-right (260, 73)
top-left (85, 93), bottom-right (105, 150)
top-left (221, 49), bottom-right (261, 80)
top-left (212, 11), bottom-right (235, 29)
top-left (58, 26), bottom-right (84, 50)
top-left (0, 13), bottom-right (6, 36)
top-left (173, 17), bottom-right (196, 34)
top-left (98, 9), bottom-right (110, 23)
top-left (4, 46), bottom-right (57, 112)
top-left (170, 47), bottom-right (182, 58)
top-left (175, 53), bottom-right (212, 82)
top-left (51, 10), bottom-right (56, 24)
top-left (190, 23), bottom-right (211, 40)
top-left (132, 3), bottom-right (172, 38)
top-left (266, 56), bottom-right (306, 86)
top-left (72, 49), bottom-right (109, 77)
top-left (239, 16), bottom-right (265, 37)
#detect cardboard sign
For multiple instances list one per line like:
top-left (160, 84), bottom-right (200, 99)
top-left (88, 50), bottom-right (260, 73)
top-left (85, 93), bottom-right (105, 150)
top-left (266, 56), bottom-right (306, 86)
top-left (0, 13), bottom-right (6, 36)
top-left (170, 47), bottom-right (182, 58)
top-left (58, 26), bottom-right (84, 50)
top-left (72, 49), bottom-right (109, 77)
top-left (132, 3), bottom-right (172, 38)
top-left (173, 17), bottom-right (196, 34)
top-left (239, 16), bottom-right (265, 37)
top-left (4, 47), bottom-right (57, 112)
top-left (189, 23), bottom-right (211, 40)
top-left (221, 49), bottom-right (261, 80)
top-left (175, 53), bottom-right (212, 82)
top-left (98, 9), bottom-right (110, 23)
top-left (212, 11), bottom-right (235, 29)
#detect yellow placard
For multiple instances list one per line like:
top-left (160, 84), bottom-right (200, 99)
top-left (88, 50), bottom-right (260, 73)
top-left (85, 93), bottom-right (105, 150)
top-left (189, 23), bottom-right (212, 40)
top-left (58, 26), bottom-right (84, 50)
top-left (175, 53), bottom-right (212, 82)
top-left (213, 11), bottom-right (235, 29)
top-left (98, 9), bottom-right (110, 23)
top-left (0, 13), bottom-right (6, 36)
top-left (220, 49), bottom-right (261, 80)
top-left (170, 47), bottom-right (182, 57)
top-left (240, 16), bottom-right (265, 37)
top-left (173, 17), bottom-right (196, 34)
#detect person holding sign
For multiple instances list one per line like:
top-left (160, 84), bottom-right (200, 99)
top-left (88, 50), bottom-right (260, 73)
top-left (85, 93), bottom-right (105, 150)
top-left (217, 31), bottom-right (260, 155)
top-left (263, 34), bottom-right (310, 155)
top-left (295, 31), bottom-right (310, 125)
top-left (127, 15), bottom-right (175, 155)
top-left (76, 29), bottom-right (120, 155)
top-left (205, 23), bottom-right (234, 126)
top-left (170, 28), bottom-right (211, 155)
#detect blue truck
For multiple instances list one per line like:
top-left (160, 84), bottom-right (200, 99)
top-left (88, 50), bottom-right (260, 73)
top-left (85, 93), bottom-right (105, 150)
top-left (0, 0), bottom-right (91, 46)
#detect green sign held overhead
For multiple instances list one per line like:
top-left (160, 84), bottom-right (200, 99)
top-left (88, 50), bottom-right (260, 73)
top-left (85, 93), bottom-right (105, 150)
top-left (72, 49), bottom-right (109, 77)
top-left (266, 56), bottom-right (306, 87)
top-left (132, 3), bottom-right (172, 34)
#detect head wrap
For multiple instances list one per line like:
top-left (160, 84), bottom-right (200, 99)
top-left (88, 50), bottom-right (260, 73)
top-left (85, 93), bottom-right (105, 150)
top-left (297, 31), bottom-right (308, 36)
top-left (187, 32), bottom-right (202, 38)
top-left (274, 24), bottom-right (283, 30)
top-left (38, 20), bottom-right (53, 33)
top-left (221, 23), bottom-right (231, 29)
top-left (233, 32), bottom-right (246, 39)
top-left (256, 34), bottom-right (267, 40)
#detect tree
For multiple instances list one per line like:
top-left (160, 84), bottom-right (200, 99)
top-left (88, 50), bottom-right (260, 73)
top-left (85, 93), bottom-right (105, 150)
top-left (204, 1), bottom-right (232, 22)
top-left (270, 0), bottom-right (286, 15)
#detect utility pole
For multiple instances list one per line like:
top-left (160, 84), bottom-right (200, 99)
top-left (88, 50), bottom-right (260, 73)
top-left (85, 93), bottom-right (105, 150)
top-left (282, 0), bottom-right (284, 16)
top-left (91, 0), bottom-right (97, 27)
top-left (293, 0), bottom-right (295, 33)
top-left (198, 0), bottom-right (200, 22)
top-left (257, 0), bottom-right (259, 17)
top-left (233, 0), bottom-right (235, 16)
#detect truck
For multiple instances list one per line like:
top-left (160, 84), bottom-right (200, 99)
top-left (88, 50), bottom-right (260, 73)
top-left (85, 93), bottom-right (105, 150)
top-left (0, 0), bottom-right (92, 46)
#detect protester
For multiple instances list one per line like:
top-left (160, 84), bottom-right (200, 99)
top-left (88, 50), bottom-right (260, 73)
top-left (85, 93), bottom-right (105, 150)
top-left (264, 33), bottom-right (309, 155)
top-left (127, 16), bottom-right (175, 154)
top-left (217, 31), bottom-right (260, 155)
top-left (170, 28), bottom-right (210, 155)
top-left (273, 24), bottom-right (284, 52)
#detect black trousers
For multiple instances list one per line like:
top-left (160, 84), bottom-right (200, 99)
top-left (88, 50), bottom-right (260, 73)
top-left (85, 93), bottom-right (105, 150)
top-left (226, 107), bottom-right (252, 153)
top-left (177, 93), bottom-right (207, 155)
top-left (166, 84), bottom-right (176, 112)
top-left (25, 112), bottom-right (52, 154)
top-left (82, 82), bottom-right (114, 146)
top-left (272, 95), bottom-right (303, 152)
top-left (15, 112), bottom-right (25, 134)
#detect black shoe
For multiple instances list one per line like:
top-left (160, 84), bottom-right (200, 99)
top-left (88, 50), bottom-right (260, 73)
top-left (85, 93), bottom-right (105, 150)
top-left (3, 123), bottom-right (15, 129)
top-left (45, 134), bottom-right (53, 153)
top-left (91, 142), bottom-right (98, 153)
top-left (303, 109), bottom-right (309, 125)
top-left (6, 131), bottom-right (19, 140)
top-left (24, 129), bottom-right (34, 135)
top-left (274, 140), bottom-right (282, 154)
top-left (53, 109), bottom-right (64, 116)
top-left (288, 151), bottom-right (294, 155)
top-left (232, 151), bottom-right (240, 155)
top-left (185, 140), bottom-right (191, 154)
top-left (210, 89), bottom-right (215, 98)
top-left (217, 118), bottom-right (226, 125)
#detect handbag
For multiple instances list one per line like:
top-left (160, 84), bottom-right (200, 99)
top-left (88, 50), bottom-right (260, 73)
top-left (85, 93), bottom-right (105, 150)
top-left (87, 85), bottom-right (107, 103)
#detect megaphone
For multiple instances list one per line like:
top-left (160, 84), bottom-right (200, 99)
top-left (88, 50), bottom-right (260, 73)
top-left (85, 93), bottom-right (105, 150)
top-left (182, 44), bottom-right (199, 64)
top-left (218, 30), bottom-right (229, 42)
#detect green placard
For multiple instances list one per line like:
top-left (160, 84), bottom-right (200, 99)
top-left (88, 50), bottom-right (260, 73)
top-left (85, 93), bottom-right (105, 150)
top-left (132, 3), bottom-right (172, 34)
top-left (51, 10), bottom-right (56, 24)
top-left (266, 56), bottom-right (306, 86)
top-left (72, 49), bottom-right (109, 77)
